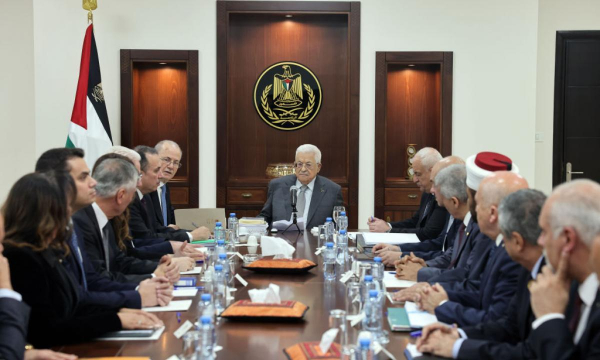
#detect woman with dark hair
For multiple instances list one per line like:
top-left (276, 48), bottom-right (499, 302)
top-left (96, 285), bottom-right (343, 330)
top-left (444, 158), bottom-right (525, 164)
top-left (2, 172), bottom-right (163, 348)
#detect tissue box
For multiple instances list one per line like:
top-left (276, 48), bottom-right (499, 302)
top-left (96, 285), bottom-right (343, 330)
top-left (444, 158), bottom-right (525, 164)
top-left (242, 258), bottom-right (317, 274)
top-left (220, 300), bottom-right (309, 321)
top-left (283, 342), bottom-right (341, 360)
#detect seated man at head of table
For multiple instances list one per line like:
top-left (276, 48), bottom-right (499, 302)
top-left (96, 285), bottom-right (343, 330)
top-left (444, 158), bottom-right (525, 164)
top-left (374, 156), bottom-right (464, 266)
top-left (128, 145), bottom-right (210, 242)
top-left (368, 147), bottom-right (448, 240)
top-left (259, 144), bottom-right (343, 231)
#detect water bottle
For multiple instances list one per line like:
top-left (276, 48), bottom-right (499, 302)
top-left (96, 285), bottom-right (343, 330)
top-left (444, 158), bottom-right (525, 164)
top-left (336, 229), bottom-right (348, 265)
top-left (323, 242), bottom-right (336, 280)
top-left (197, 294), bottom-right (215, 324)
top-left (214, 222), bottom-right (225, 244)
top-left (215, 239), bottom-right (226, 257)
top-left (363, 290), bottom-right (383, 337)
top-left (371, 257), bottom-right (384, 285)
top-left (325, 217), bottom-right (334, 243)
top-left (213, 265), bottom-right (228, 314)
top-left (356, 337), bottom-right (373, 360)
top-left (361, 275), bottom-right (381, 304)
top-left (227, 213), bottom-right (239, 244)
top-left (338, 211), bottom-right (349, 233)
top-left (217, 253), bottom-right (231, 282)
top-left (198, 316), bottom-right (215, 360)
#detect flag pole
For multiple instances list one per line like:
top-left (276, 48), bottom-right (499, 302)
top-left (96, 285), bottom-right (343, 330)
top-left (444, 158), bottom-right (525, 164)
top-left (82, 0), bottom-right (97, 24)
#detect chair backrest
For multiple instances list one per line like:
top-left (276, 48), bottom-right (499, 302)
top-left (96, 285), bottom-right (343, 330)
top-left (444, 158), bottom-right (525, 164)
top-left (175, 208), bottom-right (226, 230)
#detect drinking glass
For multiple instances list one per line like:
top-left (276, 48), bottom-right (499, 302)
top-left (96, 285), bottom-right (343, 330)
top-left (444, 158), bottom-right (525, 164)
top-left (329, 309), bottom-right (347, 353)
top-left (333, 206), bottom-right (346, 231)
top-left (343, 281), bottom-right (362, 358)
top-left (181, 331), bottom-right (201, 360)
top-left (318, 225), bottom-right (327, 249)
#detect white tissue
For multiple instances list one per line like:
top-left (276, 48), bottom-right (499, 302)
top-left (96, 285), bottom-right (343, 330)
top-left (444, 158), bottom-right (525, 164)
top-left (248, 283), bottom-right (281, 304)
top-left (260, 236), bottom-right (295, 258)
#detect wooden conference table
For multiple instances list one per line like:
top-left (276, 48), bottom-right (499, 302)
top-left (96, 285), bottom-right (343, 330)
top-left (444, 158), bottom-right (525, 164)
top-left (55, 231), bottom-right (412, 359)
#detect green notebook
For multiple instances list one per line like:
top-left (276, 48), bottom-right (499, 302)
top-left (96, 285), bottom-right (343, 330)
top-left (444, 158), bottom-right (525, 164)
top-left (387, 307), bottom-right (411, 331)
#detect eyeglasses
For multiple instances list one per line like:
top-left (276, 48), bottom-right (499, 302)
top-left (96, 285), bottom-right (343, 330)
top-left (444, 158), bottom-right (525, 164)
top-left (138, 173), bottom-right (143, 180)
top-left (160, 157), bottom-right (182, 168)
top-left (294, 162), bottom-right (315, 170)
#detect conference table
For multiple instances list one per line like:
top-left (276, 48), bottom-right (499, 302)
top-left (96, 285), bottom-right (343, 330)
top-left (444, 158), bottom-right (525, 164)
top-left (54, 231), bottom-right (415, 359)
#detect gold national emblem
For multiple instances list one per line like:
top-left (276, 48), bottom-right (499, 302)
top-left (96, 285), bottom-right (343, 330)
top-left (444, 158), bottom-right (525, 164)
top-left (254, 62), bottom-right (322, 131)
top-left (92, 82), bottom-right (105, 103)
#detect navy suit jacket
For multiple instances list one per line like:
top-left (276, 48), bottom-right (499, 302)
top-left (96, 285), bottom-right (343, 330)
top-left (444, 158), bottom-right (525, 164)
top-left (123, 234), bottom-right (173, 261)
top-left (149, 183), bottom-right (176, 226)
top-left (259, 175), bottom-right (343, 231)
top-left (530, 289), bottom-right (600, 360)
top-left (129, 195), bottom-right (189, 241)
top-left (402, 216), bottom-right (458, 261)
top-left (63, 223), bottom-right (142, 309)
top-left (389, 192), bottom-right (448, 241)
top-left (434, 244), bottom-right (521, 327)
top-left (0, 297), bottom-right (29, 360)
top-left (457, 260), bottom-right (544, 360)
top-left (73, 205), bottom-right (156, 284)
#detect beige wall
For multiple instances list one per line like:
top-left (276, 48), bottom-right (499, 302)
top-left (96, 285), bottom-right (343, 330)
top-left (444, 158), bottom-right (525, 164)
top-left (535, 0), bottom-right (600, 193)
top-left (3, 0), bottom-right (543, 223)
top-left (0, 0), bottom-right (35, 203)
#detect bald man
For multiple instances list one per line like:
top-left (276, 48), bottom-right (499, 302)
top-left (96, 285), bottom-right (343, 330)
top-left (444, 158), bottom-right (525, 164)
top-left (374, 156), bottom-right (464, 266)
top-left (409, 172), bottom-right (525, 326)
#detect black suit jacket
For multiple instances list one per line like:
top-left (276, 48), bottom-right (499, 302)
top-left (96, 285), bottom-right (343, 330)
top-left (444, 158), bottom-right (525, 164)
top-left (530, 288), bottom-right (600, 360)
top-left (149, 183), bottom-right (176, 226)
top-left (73, 205), bottom-right (156, 284)
top-left (457, 259), bottom-right (544, 360)
top-left (389, 192), bottom-right (448, 241)
top-left (0, 297), bottom-right (29, 360)
top-left (129, 195), bottom-right (189, 241)
top-left (401, 215), bottom-right (457, 261)
top-left (63, 223), bottom-right (142, 309)
top-left (4, 245), bottom-right (121, 348)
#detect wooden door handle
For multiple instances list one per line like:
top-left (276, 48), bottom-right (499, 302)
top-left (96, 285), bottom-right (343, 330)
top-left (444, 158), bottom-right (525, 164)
top-left (408, 194), bottom-right (418, 199)
top-left (241, 193), bottom-right (252, 198)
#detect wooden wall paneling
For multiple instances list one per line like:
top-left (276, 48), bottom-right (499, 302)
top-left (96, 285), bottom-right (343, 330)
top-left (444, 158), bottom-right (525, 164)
top-left (121, 50), bottom-right (199, 208)
top-left (217, 2), bottom-right (360, 228)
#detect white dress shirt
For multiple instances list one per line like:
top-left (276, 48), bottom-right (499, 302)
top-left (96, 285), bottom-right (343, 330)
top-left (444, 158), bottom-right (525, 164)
top-left (0, 288), bottom-right (22, 302)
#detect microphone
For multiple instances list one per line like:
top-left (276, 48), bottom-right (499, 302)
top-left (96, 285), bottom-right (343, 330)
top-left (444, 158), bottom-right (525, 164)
top-left (290, 185), bottom-right (298, 207)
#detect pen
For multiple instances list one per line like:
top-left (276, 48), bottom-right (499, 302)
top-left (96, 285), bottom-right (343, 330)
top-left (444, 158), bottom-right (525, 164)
top-left (388, 271), bottom-right (396, 274)
top-left (370, 216), bottom-right (374, 223)
top-left (174, 286), bottom-right (204, 290)
top-left (410, 330), bottom-right (422, 337)
top-left (176, 312), bottom-right (181, 323)
top-left (192, 222), bottom-right (200, 228)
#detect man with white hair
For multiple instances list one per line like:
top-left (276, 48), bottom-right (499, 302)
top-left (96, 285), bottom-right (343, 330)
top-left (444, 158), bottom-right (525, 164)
top-left (149, 140), bottom-right (182, 228)
top-left (368, 147), bottom-right (448, 241)
top-left (527, 179), bottom-right (600, 359)
top-left (259, 144), bottom-right (343, 230)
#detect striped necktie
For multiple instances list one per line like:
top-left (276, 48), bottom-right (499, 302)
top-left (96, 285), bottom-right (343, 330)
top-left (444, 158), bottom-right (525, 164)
top-left (161, 184), bottom-right (168, 226)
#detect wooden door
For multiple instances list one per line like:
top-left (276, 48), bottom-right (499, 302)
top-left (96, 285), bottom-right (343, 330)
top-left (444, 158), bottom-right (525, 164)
top-left (216, 1), bottom-right (360, 228)
top-left (374, 52), bottom-right (453, 222)
top-left (553, 31), bottom-right (600, 185)
top-left (120, 50), bottom-right (199, 208)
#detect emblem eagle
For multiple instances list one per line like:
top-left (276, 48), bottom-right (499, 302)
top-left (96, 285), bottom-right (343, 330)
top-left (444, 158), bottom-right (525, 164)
top-left (273, 65), bottom-right (303, 108)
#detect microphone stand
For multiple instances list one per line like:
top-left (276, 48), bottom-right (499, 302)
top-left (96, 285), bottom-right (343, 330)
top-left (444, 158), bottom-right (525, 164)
top-left (283, 203), bottom-right (303, 234)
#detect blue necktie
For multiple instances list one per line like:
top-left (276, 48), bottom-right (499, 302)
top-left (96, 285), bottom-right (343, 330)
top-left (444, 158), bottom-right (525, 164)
top-left (69, 232), bottom-right (88, 291)
top-left (161, 184), bottom-right (168, 226)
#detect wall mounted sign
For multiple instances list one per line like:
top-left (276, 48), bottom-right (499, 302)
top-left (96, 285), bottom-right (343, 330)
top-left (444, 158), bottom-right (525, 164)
top-left (253, 61), bottom-right (322, 131)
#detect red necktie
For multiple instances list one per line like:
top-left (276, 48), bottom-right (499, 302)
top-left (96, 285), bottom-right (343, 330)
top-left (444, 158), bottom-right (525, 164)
top-left (568, 295), bottom-right (583, 334)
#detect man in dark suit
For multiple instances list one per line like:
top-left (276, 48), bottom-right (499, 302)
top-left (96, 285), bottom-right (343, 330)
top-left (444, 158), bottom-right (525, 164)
top-left (415, 188), bottom-right (547, 359)
top-left (368, 147), bottom-right (447, 240)
top-left (528, 179), bottom-right (600, 360)
top-left (259, 144), bottom-right (344, 231)
top-left (149, 140), bottom-right (180, 228)
top-left (373, 156), bottom-right (463, 266)
top-left (35, 148), bottom-right (173, 307)
top-left (129, 146), bottom-right (210, 242)
top-left (72, 156), bottom-right (180, 284)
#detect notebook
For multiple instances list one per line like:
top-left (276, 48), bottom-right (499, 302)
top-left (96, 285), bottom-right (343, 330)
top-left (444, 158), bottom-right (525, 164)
top-left (387, 307), bottom-right (411, 331)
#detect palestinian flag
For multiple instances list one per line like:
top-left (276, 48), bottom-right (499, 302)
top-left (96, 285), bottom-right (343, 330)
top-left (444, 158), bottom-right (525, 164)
top-left (66, 24), bottom-right (112, 167)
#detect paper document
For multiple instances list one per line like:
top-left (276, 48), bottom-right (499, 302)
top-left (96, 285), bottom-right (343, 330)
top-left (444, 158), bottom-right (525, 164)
top-left (96, 326), bottom-right (165, 341)
top-left (383, 271), bottom-right (416, 289)
top-left (361, 232), bottom-right (420, 245)
top-left (404, 344), bottom-right (423, 359)
top-left (272, 217), bottom-right (305, 231)
top-left (180, 266), bottom-right (203, 275)
top-left (143, 300), bottom-right (192, 313)
top-left (173, 288), bottom-right (198, 297)
top-left (404, 301), bottom-right (438, 328)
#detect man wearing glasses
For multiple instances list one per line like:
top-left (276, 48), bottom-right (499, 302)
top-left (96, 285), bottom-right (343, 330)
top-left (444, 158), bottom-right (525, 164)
top-left (150, 140), bottom-right (184, 230)
top-left (259, 144), bottom-right (344, 230)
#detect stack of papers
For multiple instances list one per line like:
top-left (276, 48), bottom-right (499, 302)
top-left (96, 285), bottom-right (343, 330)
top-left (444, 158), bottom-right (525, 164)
top-left (404, 301), bottom-right (438, 328)
top-left (180, 266), bottom-right (203, 275)
top-left (383, 271), bottom-right (417, 289)
top-left (272, 218), bottom-right (305, 231)
top-left (239, 217), bottom-right (268, 235)
top-left (96, 327), bottom-right (165, 341)
top-left (361, 233), bottom-right (420, 245)
top-left (143, 300), bottom-right (192, 313)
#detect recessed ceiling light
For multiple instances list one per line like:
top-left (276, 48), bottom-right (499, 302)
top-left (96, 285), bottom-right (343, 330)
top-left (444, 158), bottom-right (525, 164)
top-left (159, 62), bottom-right (167, 65)
top-left (285, 14), bottom-right (293, 18)
top-left (408, 64), bottom-right (415, 67)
